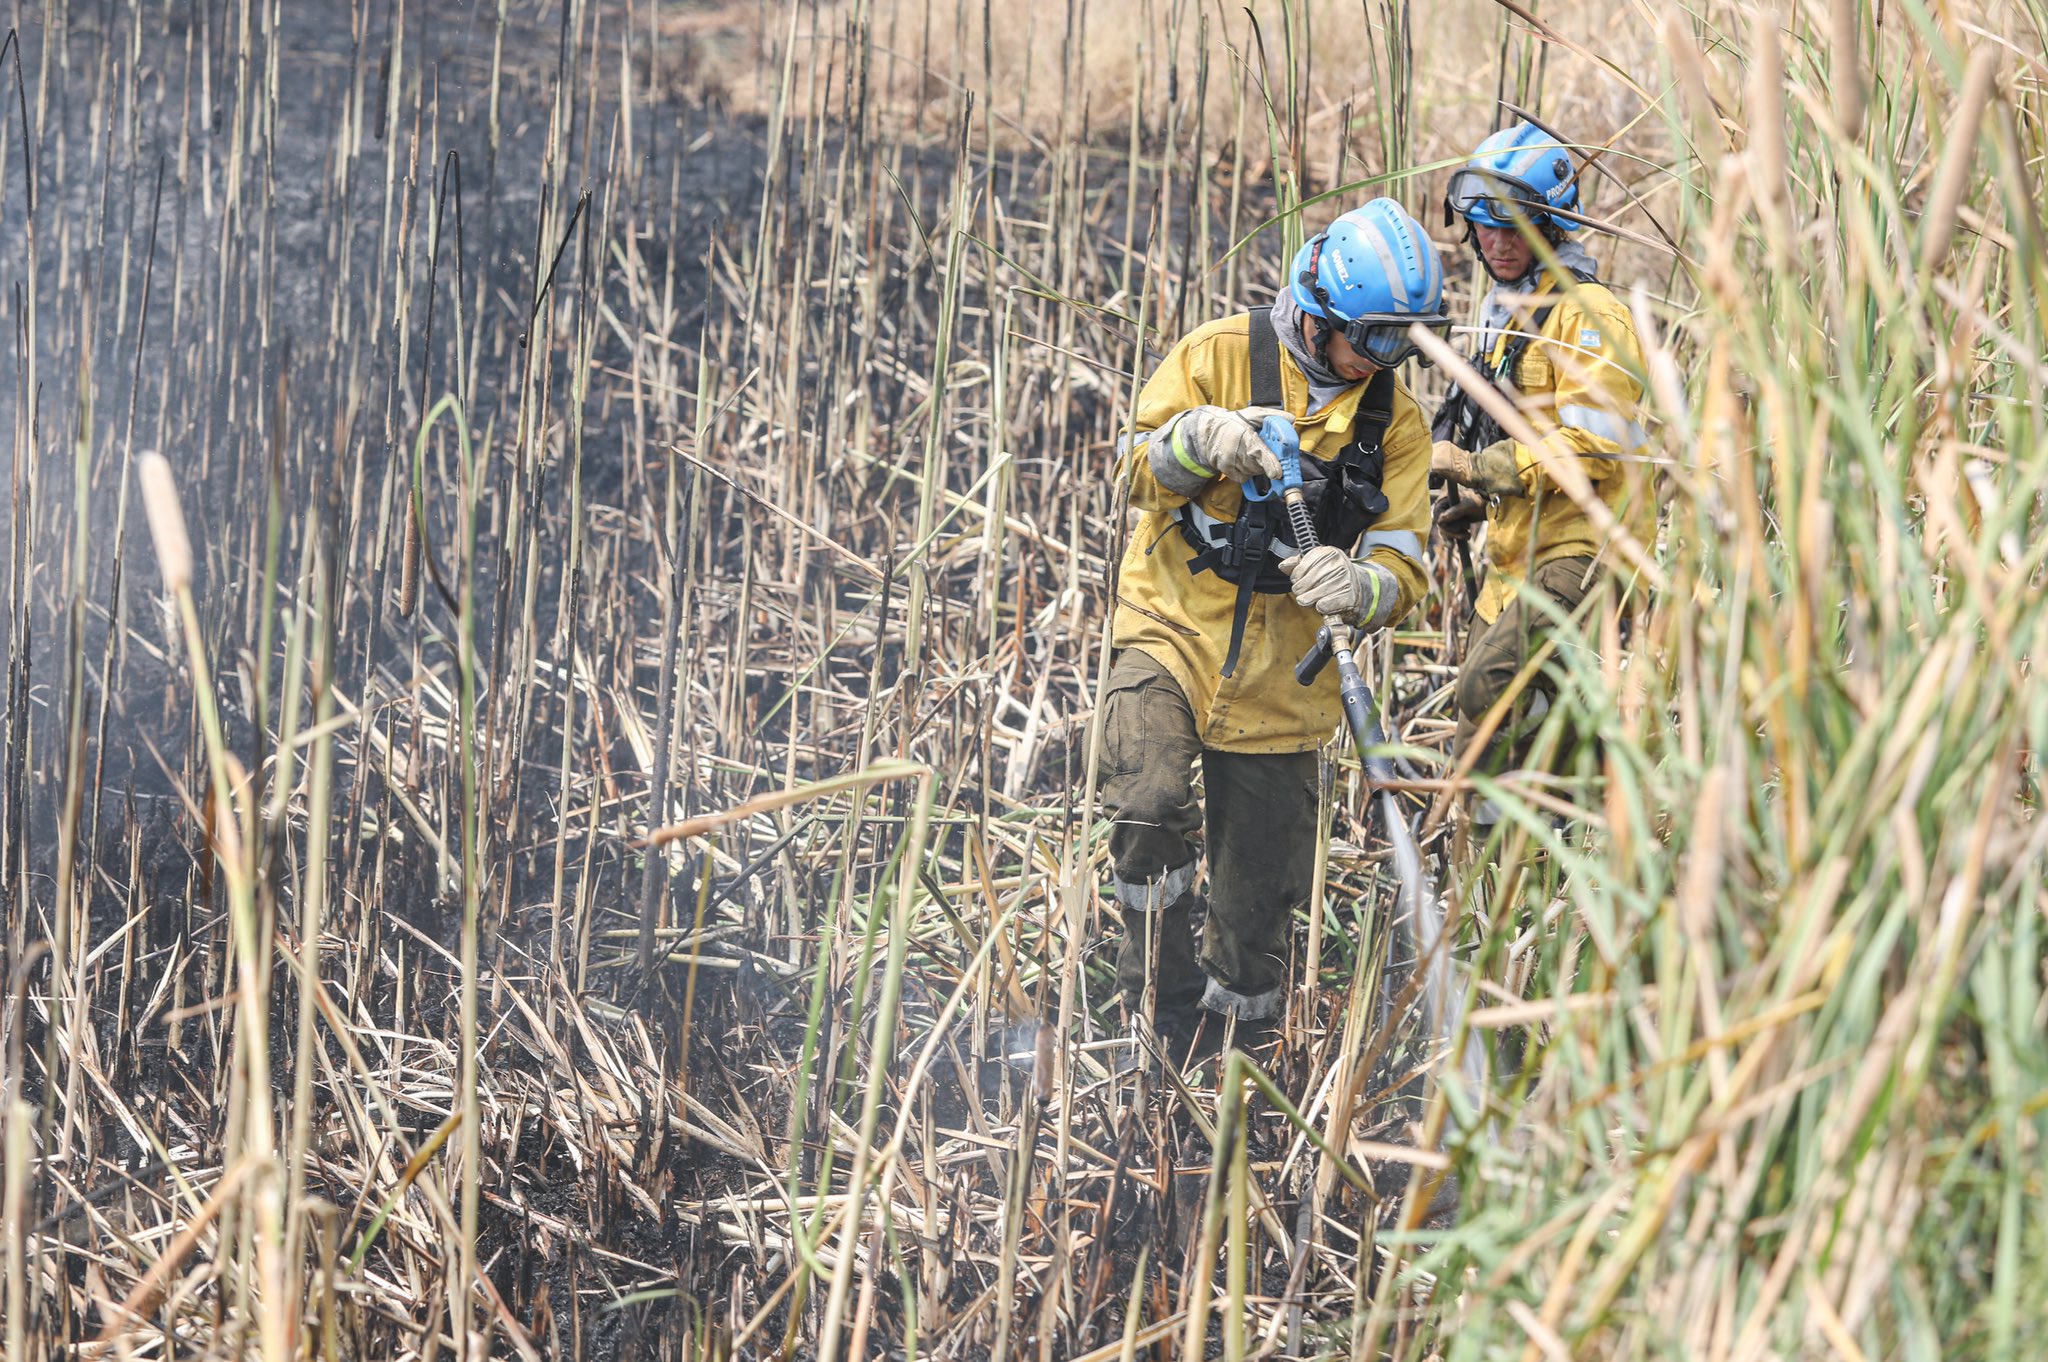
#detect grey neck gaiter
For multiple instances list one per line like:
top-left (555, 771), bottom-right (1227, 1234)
top-left (1267, 290), bottom-right (1358, 412)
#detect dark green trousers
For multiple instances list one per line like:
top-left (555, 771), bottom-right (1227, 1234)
top-left (1454, 555), bottom-right (1598, 769)
top-left (1098, 650), bottom-right (1318, 1017)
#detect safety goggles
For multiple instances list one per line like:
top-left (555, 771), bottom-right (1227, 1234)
top-left (1334, 311), bottom-right (1453, 367)
top-left (1442, 167), bottom-right (1548, 226)
top-left (1297, 235), bottom-right (1450, 369)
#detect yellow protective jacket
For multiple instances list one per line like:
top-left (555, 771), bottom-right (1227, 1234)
top-left (1474, 270), bottom-right (1657, 622)
top-left (1112, 313), bottom-right (1432, 754)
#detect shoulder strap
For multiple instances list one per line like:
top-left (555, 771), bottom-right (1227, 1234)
top-left (1355, 368), bottom-right (1395, 441)
top-left (1246, 309), bottom-right (1284, 409)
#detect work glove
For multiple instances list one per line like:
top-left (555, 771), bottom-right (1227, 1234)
top-left (1280, 546), bottom-right (1402, 630)
top-left (1171, 406), bottom-right (1284, 484)
top-left (1434, 489), bottom-right (1486, 540)
top-left (1430, 437), bottom-right (1526, 499)
top-left (1236, 404), bottom-right (1295, 434)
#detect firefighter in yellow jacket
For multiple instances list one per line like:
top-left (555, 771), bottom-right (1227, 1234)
top-left (1430, 122), bottom-right (1655, 815)
top-left (1106, 198), bottom-right (1446, 1052)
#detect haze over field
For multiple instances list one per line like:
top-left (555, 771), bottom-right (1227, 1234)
top-left (1, 2), bottom-right (2043, 1358)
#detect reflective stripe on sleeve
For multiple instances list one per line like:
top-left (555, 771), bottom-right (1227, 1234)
top-left (1168, 416), bottom-right (1213, 478)
top-left (1557, 403), bottom-right (1648, 450)
top-left (1361, 528), bottom-right (1424, 561)
top-left (1357, 562), bottom-right (1401, 629)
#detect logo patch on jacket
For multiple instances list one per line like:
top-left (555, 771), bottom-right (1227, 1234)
top-left (1577, 327), bottom-right (1603, 349)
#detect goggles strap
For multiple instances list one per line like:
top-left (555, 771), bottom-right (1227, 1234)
top-left (1300, 234), bottom-right (1340, 319)
top-left (1298, 234), bottom-right (1343, 369)
top-left (1310, 315), bottom-right (1336, 371)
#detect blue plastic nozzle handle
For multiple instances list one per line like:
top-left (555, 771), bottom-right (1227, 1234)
top-left (1264, 414), bottom-right (1304, 491)
top-left (1240, 413), bottom-right (1301, 502)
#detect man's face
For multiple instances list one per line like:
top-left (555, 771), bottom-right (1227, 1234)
top-left (1311, 319), bottom-right (1383, 382)
top-left (1474, 224), bottom-right (1537, 281)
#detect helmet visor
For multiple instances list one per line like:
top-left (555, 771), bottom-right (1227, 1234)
top-left (1340, 312), bottom-right (1451, 368)
top-left (1445, 167), bottom-right (1549, 225)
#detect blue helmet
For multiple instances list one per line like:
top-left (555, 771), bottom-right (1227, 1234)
top-left (1287, 198), bottom-right (1448, 368)
top-left (1445, 120), bottom-right (1582, 233)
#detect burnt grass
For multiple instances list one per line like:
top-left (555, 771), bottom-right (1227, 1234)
top-left (0, 0), bottom-right (773, 1352)
top-left (0, 0), bottom-right (1454, 1356)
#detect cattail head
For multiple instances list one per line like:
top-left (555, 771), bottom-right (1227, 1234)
top-left (1832, 0), bottom-right (1865, 141)
top-left (1919, 48), bottom-right (2000, 273)
top-left (137, 452), bottom-right (194, 593)
top-left (1662, 13), bottom-right (1728, 152)
top-left (1747, 11), bottom-right (1788, 264)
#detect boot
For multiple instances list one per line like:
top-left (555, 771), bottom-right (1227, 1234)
top-left (1115, 890), bottom-right (1208, 1015)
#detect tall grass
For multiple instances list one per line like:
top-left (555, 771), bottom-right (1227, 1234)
top-left (0, 0), bottom-right (2040, 1358)
top-left (1389, 7), bottom-right (2048, 1358)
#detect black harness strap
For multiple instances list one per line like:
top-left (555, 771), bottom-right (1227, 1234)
top-left (1213, 310), bottom-right (1284, 676)
top-left (1219, 518), bottom-right (1268, 678)
top-left (1247, 308), bottom-right (1284, 408)
top-left (1354, 370), bottom-right (1394, 456)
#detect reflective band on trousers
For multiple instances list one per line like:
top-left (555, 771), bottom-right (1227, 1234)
top-left (1557, 403), bottom-right (1649, 451)
top-left (1202, 976), bottom-right (1282, 1020)
top-left (1115, 860), bottom-right (1197, 910)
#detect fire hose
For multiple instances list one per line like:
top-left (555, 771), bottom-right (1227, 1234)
top-left (1242, 414), bottom-right (1481, 1092)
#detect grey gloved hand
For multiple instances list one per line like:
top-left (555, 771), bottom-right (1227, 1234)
top-left (1235, 405), bottom-right (1295, 436)
top-left (1280, 546), bottom-right (1402, 630)
top-left (1170, 406), bottom-right (1284, 484)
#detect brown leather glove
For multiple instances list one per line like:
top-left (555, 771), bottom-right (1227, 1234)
top-left (1430, 438), bottom-right (1527, 499)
